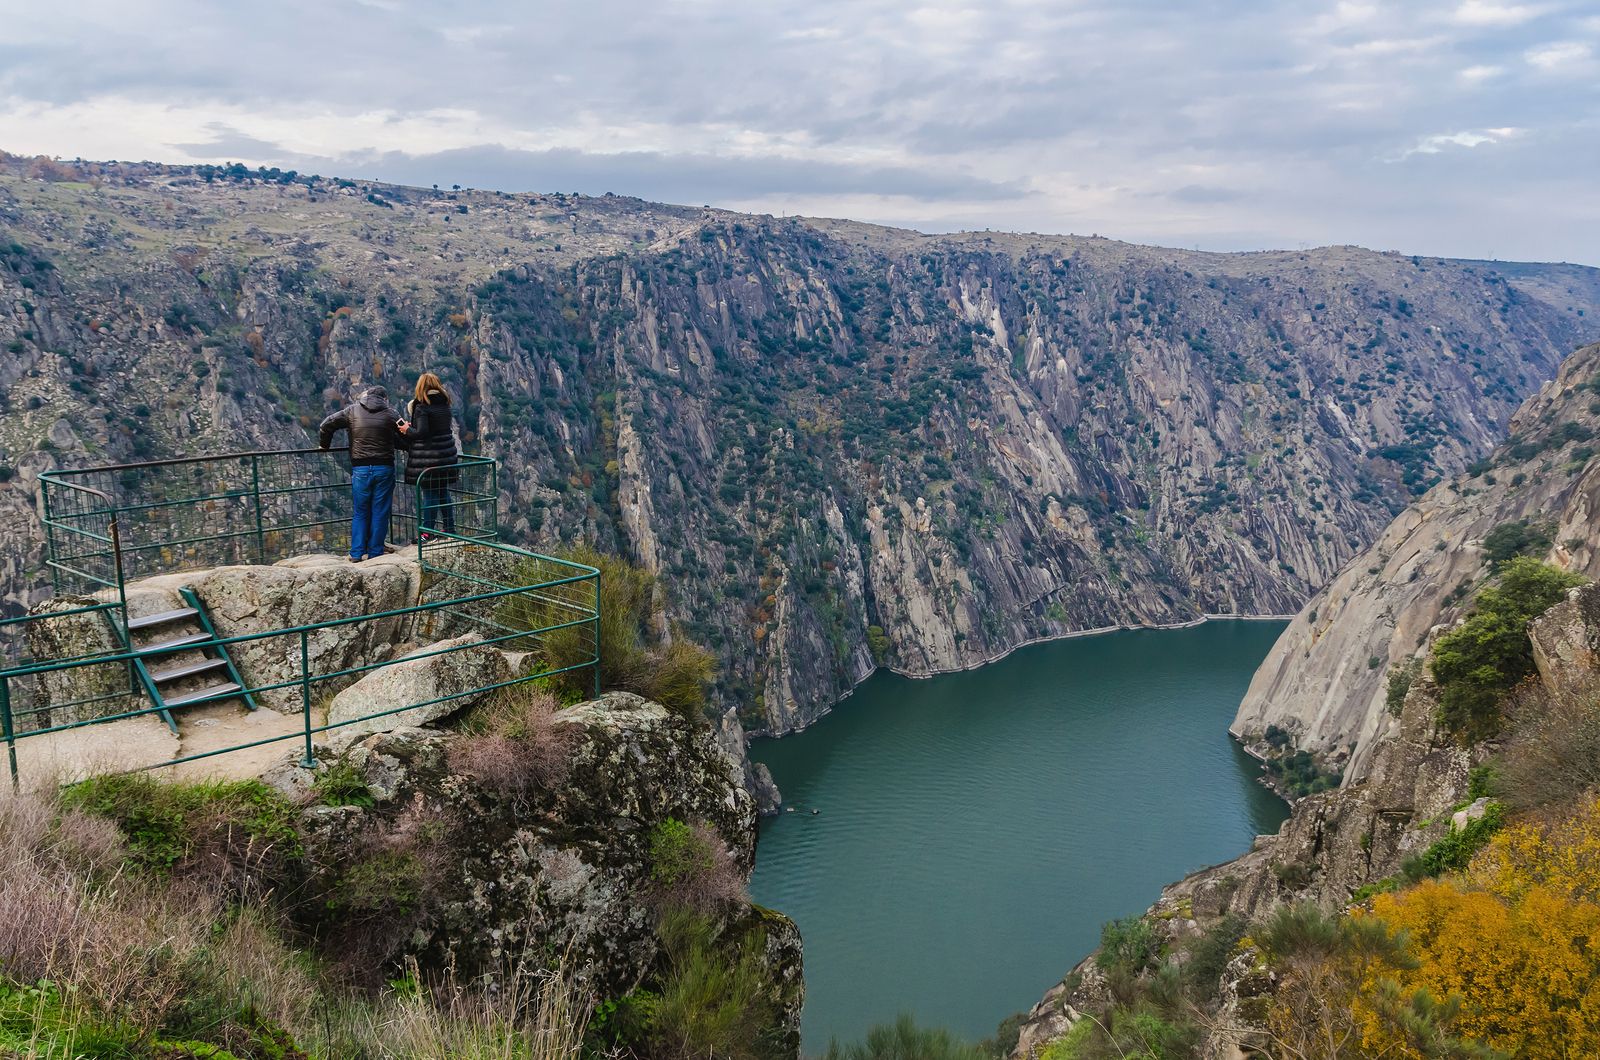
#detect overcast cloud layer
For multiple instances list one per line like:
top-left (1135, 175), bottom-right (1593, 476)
top-left (1, 0), bottom-right (1596, 262)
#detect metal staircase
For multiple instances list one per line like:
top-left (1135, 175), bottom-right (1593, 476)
top-left (122, 588), bottom-right (257, 734)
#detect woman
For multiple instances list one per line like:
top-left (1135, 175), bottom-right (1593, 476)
top-left (403, 372), bottom-right (460, 541)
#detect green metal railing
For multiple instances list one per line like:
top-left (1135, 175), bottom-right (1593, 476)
top-left (1, 450), bottom-right (599, 785)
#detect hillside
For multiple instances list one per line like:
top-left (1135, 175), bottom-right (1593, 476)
top-left (1233, 341), bottom-right (1600, 780)
top-left (1010, 339), bottom-right (1600, 1058)
top-left (2, 156), bottom-right (1597, 737)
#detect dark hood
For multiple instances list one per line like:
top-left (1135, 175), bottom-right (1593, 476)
top-left (358, 386), bottom-right (389, 411)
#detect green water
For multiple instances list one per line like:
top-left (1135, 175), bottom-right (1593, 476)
top-left (748, 621), bottom-right (1289, 1052)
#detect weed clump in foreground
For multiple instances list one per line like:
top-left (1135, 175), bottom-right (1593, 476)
top-left (2, 779), bottom-right (595, 1059)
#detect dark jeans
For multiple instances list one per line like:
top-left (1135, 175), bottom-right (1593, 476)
top-left (420, 482), bottom-right (455, 536)
top-left (349, 464), bottom-right (395, 560)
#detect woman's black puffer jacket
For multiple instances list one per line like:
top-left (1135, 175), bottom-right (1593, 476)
top-left (403, 390), bottom-right (459, 486)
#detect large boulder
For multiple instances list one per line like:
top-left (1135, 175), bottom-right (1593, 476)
top-left (19, 595), bottom-right (130, 728)
top-left (131, 553), bottom-right (421, 712)
top-left (323, 632), bottom-right (514, 745)
top-left (271, 692), bottom-right (802, 1052)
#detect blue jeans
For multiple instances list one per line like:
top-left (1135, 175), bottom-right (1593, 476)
top-left (420, 483), bottom-right (455, 536)
top-left (349, 465), bottom-right (395, 560)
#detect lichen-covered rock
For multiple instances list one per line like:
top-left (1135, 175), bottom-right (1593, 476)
top-left (324, 632), bottom-right (512, 745)
top-left (272, 692), bottom-right (802, 1048)
top-left (20, 594), bottom-right (129, 727)
top-left (133, 553), bottom-right (421, 713)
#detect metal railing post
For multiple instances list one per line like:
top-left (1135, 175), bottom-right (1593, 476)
top-left (251, 454), bottom-right (266, 564)
top-left (1, 676), bottom-right (17, 790)
top-left (593, 572), bottom-right (602, 699)
top-left (40, 481), bottom-right (61, 595)
top-left (299, 630), bottom-right (316, 768)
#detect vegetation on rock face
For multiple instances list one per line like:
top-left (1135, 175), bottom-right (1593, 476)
top-left (822, 1014), bottom-right (988, 1060)
top-left (1429, 558), bottom-right (1585, 743)
top-left (1385, 656), bottom-right (1423, 716)
top-left (509, 545), bottom-right (715, 720)
top-left (1479, 519), bottom-right (1553, 568)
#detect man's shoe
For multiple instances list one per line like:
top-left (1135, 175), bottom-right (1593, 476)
top-left (349, 555), bottom-right (364, 564)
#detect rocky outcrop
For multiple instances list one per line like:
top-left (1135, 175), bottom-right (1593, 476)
top-left (1233, 341), bottom-right (1600, 779)
top-left (2, 161), bottom-right (1597, 743)
top-left (132, 553), bottom-right (423, 713)
top-left (1015, 342), bottom-right (1600, 1057)
top-left (269, 692), bottom-right (803, 1050)
top-left (324, 631), bottom-right (516, 744)
top-left (1530, 581), bottom-right (1600, 695)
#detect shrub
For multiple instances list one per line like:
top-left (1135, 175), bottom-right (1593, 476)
top-left (1095, 916), bottom-right (1160, 977)
top-left (648, 818), bottom-right (745, 914)
top-left (59, 774), bottom-right (302, 898)
top-left (1385, 657), bottom-right (1422, 716)
top-left (1429, 558), bottom-right (1585, 743)
top-left (450, 686), bottom-right (578, 799)
top-left (312, 758), bottom-right (374, 808)
top-left (508, 545), bottom-right (716, 719)
top-left (1496, 672), bottom-right (1600, 812)
top-left (1401, 803), bottom-right (1507, 881)
top-left (650, 910), bottom-right (780, 1060)
top-left (823, 1014), bottom-right (987, 1060)
top-left (1481, 520), bottom-right (1552, 567)
top-left (1368, 873), bottom-right (1600, 1058)
top-left (1180, 913), bottom-right (1247, 1001)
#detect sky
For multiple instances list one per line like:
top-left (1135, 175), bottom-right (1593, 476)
top-left (0, 0), bottom-right (1596, 263)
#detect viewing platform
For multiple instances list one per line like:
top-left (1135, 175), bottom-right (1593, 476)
top-left (0, 448), bottom-right (600, 787)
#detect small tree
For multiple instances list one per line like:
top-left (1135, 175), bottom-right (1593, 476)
top-left (1430, 559), bottom-right (1584, 743)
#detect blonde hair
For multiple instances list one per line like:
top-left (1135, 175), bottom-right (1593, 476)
top-left (414, 371), bottom-right (448, 405)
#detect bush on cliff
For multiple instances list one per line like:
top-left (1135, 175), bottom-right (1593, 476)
top-left (649, 909), bottom-right (781, 1060)
top-left (508, 545), bottom-right (715, 720)
top-left (821, 1014), bottom-right (986, 1060)
top-left (1429, 558), bottom-right (1584, 743)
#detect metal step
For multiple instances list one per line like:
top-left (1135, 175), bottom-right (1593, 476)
top-left (133, 632), bottom-right (213, 655)
top-left (147, 657), bottom-right (229, 684)
top-left (127, 607), bottom-right (200, 632)
top-left (161, 681), bottom-right (243, 708)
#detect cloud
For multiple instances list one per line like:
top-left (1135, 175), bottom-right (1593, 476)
top-left (0, 0), bottom-right (1594, 263)
top-left (1452, 1), bottom-right (1546, 27)
top-left (1525, 40), bottom-right (1593, 69)
top-left (1399, 127), bottom-right (1522, 158)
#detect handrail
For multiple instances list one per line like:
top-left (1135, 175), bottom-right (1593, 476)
top-left (6, 449), bottom-right (603, 784)
top-left (38, 445), bottom-right (351, 481)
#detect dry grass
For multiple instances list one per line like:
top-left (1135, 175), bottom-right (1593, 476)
top-left (329, 956), bottom-right (595, 1060)
top-left (450, 687), bottom-right (580, 799)
top-left (0, 785), bottom-right (594, 1059)
top-left (0, 791), bottom-right (214, 1039)
top-left (1498, 672), bottom-right (1600, 813)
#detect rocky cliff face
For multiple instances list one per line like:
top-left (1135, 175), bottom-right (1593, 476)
top-left (270, 692), bottom-right (804, 1050)
top-left (2, 159), bottom-right (1597, 738)
top-left (1013, 341), bottom-right (1600, 1058)
top-left (1233, 341), bottom-right (1600, 779)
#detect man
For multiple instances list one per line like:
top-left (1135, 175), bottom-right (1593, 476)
top-left (318, 385), bottom-right (409, 563)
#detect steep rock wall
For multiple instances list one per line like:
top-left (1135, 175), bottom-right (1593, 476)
top-left (1, 164), bottom-right (1597, 738)
top-left (1233, 341), bottom-right (1600, 778)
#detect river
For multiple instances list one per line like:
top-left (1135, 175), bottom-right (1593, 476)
top-left (747, 620), bottom-right (1290, 1052)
